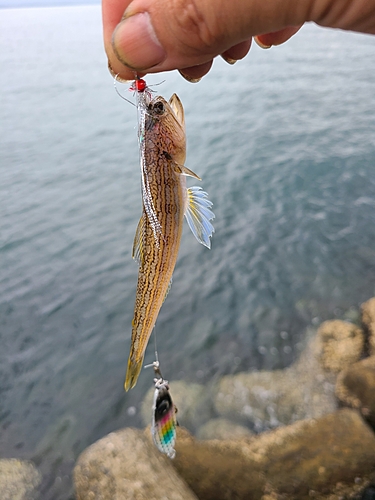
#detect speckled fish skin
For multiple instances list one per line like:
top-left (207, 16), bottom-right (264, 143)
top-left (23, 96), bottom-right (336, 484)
top-left (124, 94), bottom-right (188, 391)
top-left (125, 91), bottom-right (214, 391)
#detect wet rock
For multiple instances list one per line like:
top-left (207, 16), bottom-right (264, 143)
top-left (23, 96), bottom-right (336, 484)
top-left (141, 380), bottom-right (210, 432)
top-left (172, 426), bottom-right (265, 500)
top-left (361, 297), bottom-right (375, 355)
top-left (214, 334), bottom-right (337, 431)
top-left (196, 418), bottom-right (252, 440)
top-left (317, 320), bottom-right (364, 373)
top-left (264, 473), bottom-right (375, 500)
top-left (0, 459), bottom-right (41, 500)
top-left (74, 427), bottom-right (197, 500)
top-left (336, 355), bottom-right (375, 428)
top-left (139, 319), bottom-right (366, 438)
top-left (172, 409), bottom-right (375, 500)
top-left (214, 368), bottom-right (297, 430)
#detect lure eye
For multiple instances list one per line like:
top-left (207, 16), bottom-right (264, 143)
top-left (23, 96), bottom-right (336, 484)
top-left (156, 399), bottom-right (170, 416)
top-left (153, 101), bottom-right (165, 115)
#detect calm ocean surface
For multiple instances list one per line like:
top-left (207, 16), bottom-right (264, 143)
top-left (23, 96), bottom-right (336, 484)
top-left (1, 5), bottom-right (375, 498)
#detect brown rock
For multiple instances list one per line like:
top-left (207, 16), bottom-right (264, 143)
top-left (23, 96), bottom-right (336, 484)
top-left (361, 297), bottom-right (375, 355)
top-left (263, 474), bottom-right (375, 500)
top-left (317, 320), bottom-right (364, 373)
top-left (74, 427), bottom-right (198, 500)
top-left (0, 459), bottom-right (41, 500)
top-left (173, 427), bottom-right (265, 500)
top-left (214, 334), bottom-right (337, 431)
top-left (172, 409), bottom-right (375, 500)
top-left (214, 368), bottom-right (292, 430)
top-left (336, 355), bottom-right (375, 427)
top-left (196, 418), bottom-right (253, 440)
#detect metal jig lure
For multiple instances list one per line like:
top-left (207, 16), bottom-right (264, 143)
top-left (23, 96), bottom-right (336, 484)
top-left (150, 360), bottom-right (177, 459)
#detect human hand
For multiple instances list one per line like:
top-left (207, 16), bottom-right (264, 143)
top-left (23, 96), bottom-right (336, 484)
top-left (103, 0), bottom-right (375, 82)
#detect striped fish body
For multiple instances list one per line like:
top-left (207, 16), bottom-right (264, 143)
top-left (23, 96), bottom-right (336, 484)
top-left (125, 93), bottom-right (214, 391)
top-left (125, 94), bottom-right (187, 390)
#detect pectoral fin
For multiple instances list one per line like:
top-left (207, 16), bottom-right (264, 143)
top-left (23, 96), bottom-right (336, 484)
top-left (185, 186), bottom-right (215, 249)
top-left (132, 214), bottom-right (145, 266)
top-left (172, 163), bottom-right (201, 180)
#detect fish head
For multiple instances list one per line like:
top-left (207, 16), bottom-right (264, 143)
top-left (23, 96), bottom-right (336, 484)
top-left (146, 94), bottom-right (186, 164)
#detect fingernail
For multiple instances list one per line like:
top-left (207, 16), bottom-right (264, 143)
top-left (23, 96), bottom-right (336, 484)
top-left (178, 70), bottom-right (202, 83)
top-left (107, 61), bottom-right (133, 83)
top-left (112, 12), bottom-right (166, 70)
top-left (254, 36), bottom-right (271, 49)
top-left (221, 54), bottom-right (237, 65)
top-left (107, 60), bottom-right (116, 78)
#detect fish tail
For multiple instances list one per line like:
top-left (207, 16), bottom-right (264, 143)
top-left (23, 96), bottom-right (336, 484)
top-left (124, 354), bottom-right (145, 391)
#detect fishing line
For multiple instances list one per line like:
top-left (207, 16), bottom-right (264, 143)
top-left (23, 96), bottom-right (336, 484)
top-left (113, 74), bottom-right (136, 106)
top-left (153, 325), bottom-right (159, 364)
top-left (144, 326), bottom-right (159, 370)
top-left (148, 79), bottom-right (166, 88)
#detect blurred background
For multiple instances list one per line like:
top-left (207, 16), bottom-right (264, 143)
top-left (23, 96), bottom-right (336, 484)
top-left (1, 1), bottom-right (375, 498)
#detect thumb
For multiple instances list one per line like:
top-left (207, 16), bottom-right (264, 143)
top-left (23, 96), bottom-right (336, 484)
top-left (109, 0), bottom-right (306, 78)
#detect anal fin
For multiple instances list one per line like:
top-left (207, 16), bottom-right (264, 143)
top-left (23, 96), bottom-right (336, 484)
top-left (132, 214), bottom-right (146, 265)
top-left (163, 277), bottom-right (173, 304)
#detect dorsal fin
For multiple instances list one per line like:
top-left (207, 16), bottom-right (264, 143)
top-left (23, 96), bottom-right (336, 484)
top-left (169, 94), bottom-right (185, 128)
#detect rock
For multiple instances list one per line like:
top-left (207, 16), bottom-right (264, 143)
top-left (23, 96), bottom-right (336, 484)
top-left (336, 355), bottom-right (375, 428)
top-left (74, 427), bottom-right (198, 500)
top-left (173, 426), bottom-right (266, 500)
top-left (0, 459), bottom-right (41, 500)
top-left (139, 320), bottom-right (365, 436)
top-left (316, 320), bottom-right (364, 373)
top-left (213, 321), bottom-right (367, 432)
top-left (172, 409), bottom-right (375, 500)
top-left (264, 473), bottom-right (375, 500)
top-left (141, 380), bottom-right (210, 433)
top-left (196, 418), bottom-right (252, 440)
top-left (214, 368), bottom-right (297, 431)
top-left (214, 335), bottom-right (337, 431)
top-left (361, 297), bottom-right (375, 355)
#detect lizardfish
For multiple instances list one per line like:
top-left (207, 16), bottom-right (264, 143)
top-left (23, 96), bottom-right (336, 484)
top-left (125, 86), bottom-right (214, 391)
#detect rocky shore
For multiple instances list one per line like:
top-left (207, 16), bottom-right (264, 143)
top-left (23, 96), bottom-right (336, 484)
top-left (3, 298), bottom-right (375, 499)
top-left (0, 459), bottom-right (41, 500)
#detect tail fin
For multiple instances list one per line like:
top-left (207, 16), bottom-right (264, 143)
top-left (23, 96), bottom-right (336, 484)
top-left (124, 355), bottom-right (144, 391)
